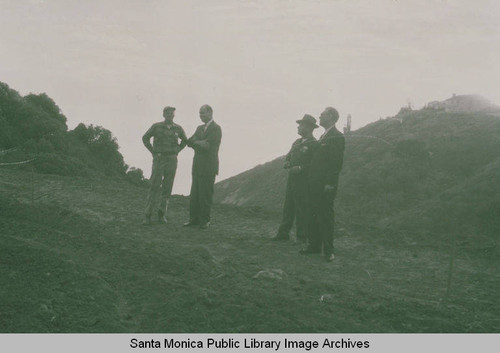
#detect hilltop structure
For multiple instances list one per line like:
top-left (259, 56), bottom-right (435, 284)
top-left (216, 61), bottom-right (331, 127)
top-left (426, 94), bottom-right (498, 113)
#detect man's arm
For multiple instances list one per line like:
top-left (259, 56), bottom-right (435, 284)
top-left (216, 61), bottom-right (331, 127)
top-left (205, 124), bottom-right (222, 150)
top-left (188, 126), bottom-right (205, 149)
top-left (283, 138), bottom-right (302, 170)
top-left (283, 140), bottom-right (298, 169)
top-left (142, 125), bottom-right (155, 154)
top-left (283, 155), bottom-right (291, 169)
top-left (177, 127), bottom-right (188, 152)
top-left (187, 126), bottom-right (199, 148)
top-left (193, 124), bottom-right (221, 151)
top-left (292, 140), bottom-right (318, 174)
top-left (324, 134), bottom-right (345, 191)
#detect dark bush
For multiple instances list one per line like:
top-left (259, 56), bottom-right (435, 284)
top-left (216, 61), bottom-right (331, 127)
top-left (0, 80), bottom-right (133, 179)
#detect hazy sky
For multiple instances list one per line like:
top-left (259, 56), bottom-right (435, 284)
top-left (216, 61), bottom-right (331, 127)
top-left (1, 0), bottom-right (499, 194)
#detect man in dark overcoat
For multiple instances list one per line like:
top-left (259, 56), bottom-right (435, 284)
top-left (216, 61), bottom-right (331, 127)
top-left (184, 104), bottom-right (222, 229)
top-left (273, 114), bottom-right (319, 242)
top-left (300, 107), bottom-right (345, 261)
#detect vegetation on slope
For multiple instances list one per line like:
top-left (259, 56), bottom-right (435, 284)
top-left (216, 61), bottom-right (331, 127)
top-left (0, 81), bottom-right (147, 186)
top-left (215, 106), bottom-right (500, 248)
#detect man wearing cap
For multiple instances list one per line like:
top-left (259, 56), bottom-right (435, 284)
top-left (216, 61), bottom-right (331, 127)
top-left (184, 104), bottom-right (222, 229)
top-left (272, 114), bottom-right (319, 242)
top-left (142, 106), bottom-right (188, 225)
top-left (300, 107), bottom-right (345, 262)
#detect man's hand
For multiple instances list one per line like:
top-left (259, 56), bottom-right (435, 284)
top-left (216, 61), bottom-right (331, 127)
top-left (324, 184), bottom-right (336, 194)
top-left (289, 166), bottom-right (302, 174)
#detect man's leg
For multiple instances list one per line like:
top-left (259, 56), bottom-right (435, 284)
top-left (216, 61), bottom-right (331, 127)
top-left (318, 194), bottom-right (335, 260)
top-left (198, 173), bottom-right (216, 227)
top-left (300, 186), bottom-right (322, 254)
top-left (275, 177), bottom-right (295, 240)
top-left (308, 210), bottom-right (322, 252)
top-left (188, 174), bottom-right (200, 225)
top-left (158, 156), bottom-right (177, 223)
top-left (144, 155), bottom-right (162, 224)
top-left (294, 179), bottom-right (309, 242)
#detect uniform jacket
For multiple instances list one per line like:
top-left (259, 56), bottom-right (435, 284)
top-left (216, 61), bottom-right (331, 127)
top-left (143, 122), bottom-right (187, 155)
top-left (188, 121), bottom-right (222, 176)
top-left (308, 126), bottom-right (345, 187)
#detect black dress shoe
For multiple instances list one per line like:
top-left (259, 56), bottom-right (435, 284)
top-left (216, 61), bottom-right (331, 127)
top-left (199, 222), bottom-right (210, 229)
top-left (183, 221), bottom-right (199, 227)
top-left (299, 248), bottom-right (320, 255)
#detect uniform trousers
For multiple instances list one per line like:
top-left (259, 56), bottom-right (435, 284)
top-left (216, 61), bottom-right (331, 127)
top-left (145, 153), bottom-right (177, 216)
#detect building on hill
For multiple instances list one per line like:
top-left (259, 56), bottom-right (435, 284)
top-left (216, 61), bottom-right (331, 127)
top-left (426, 100), bottom-right (443, 110)
top-left (426, 94), bottom-right (496, 113)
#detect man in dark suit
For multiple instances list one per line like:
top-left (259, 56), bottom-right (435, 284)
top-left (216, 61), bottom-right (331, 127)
top-left (272, 114), bottom-right (319, 242)
top-left (184, 104), bottom-right (222, 229)
top-left (300, 107), bottom-right (345, 262)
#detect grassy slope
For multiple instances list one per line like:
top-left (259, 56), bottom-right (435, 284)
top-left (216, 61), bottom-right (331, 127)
top-left (0, 168), bottom-right (499, 333)
top-left (215, 111), bottom-right (500, 216)
top-left (213, 112), bottom-right (500, 268)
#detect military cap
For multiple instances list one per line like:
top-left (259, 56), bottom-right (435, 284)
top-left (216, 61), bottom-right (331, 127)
top-left (296, 114), bottom-right (319, 128)
top-left (163, 106), bottom-right (176, 113)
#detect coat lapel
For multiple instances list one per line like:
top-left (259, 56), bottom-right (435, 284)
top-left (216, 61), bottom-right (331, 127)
top-left (321, 127), bottom-right (337, 141)
top-left (201, 121), bottom-right (214, 138)
top-left (195, 125), bottom-right (205, 140)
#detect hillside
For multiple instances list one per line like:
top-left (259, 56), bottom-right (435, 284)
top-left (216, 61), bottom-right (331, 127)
top-left (214, 101), bottom-right (500, 249)
top-left (1, 167), bottom-right (499, 332)
top-left (1, 86), bottom-right (499, 333)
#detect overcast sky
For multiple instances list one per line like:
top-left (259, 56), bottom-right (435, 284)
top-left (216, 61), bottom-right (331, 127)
top-left (1, 0), bottom-right (499, 194)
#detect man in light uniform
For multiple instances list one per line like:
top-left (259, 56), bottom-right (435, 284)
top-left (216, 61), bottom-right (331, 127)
top-left (142, 106), bottom-right (188, 225)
